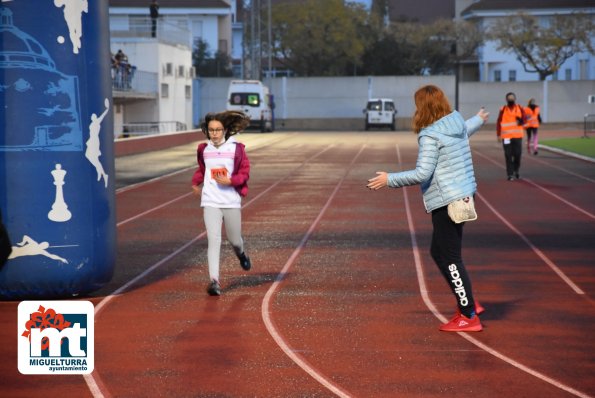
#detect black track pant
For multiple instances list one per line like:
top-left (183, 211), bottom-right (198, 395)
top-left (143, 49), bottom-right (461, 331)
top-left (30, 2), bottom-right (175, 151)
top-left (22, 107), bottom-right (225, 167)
top-left (430, 206), bottom-right (476, 318)
top-left (502, 137), bottom-right (522, 178)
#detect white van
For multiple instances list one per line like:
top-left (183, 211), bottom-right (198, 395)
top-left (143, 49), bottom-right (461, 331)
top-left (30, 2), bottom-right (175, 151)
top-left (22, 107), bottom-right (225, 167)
top-left (363, 98), bottom-right (397, 131)
top-left (226, 80), bottom-right (274, 132)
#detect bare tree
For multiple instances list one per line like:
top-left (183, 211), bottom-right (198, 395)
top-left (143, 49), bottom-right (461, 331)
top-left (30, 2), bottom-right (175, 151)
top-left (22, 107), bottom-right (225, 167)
top-left (489, 12), bottom-right (594, 81)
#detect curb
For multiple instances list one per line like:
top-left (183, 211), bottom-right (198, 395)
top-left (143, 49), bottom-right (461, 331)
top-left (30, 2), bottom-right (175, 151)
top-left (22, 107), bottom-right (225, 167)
top-left (538, 144), bottom-right (595, 164)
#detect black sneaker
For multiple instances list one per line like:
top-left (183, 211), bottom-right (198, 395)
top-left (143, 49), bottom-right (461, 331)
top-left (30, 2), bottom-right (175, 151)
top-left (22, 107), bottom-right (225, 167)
top-left (515, 172), bottom-right (520, 179)
top-left (238, 252), bottom-right (251, 271)
top-left (207, 280), bottom-right (221, 296)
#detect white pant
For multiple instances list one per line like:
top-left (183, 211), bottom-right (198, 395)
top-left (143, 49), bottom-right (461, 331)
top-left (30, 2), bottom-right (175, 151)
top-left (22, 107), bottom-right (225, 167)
top-left (203, 207), bottom-right (244, 281)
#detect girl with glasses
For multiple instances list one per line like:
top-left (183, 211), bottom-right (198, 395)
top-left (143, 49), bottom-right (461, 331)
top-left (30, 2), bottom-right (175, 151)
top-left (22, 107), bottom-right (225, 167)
top-left (191, 111), bottom-right (252, 296)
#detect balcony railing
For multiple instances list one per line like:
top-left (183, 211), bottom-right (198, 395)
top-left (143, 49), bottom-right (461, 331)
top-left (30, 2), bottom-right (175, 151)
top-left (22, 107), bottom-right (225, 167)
top-left (121, 121), bottom-right (188, 137)
top-left (110, 17), bottom-right (191, 48)
top-left (112, 68), bottom-right (158, 96)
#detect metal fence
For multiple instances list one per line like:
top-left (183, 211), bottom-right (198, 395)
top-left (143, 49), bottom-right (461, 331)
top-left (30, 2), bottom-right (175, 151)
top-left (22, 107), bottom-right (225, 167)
top-left (121, 121), bottom-right (188, 137)
top-left (584, 114), bottom-right (595, 138)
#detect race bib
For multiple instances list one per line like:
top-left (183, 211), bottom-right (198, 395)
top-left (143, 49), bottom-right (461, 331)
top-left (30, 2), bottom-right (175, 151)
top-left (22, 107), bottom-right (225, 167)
top-left (210, 167), bottom-right (228, 179)
top-left (503, 138), bottom-right (511, 145)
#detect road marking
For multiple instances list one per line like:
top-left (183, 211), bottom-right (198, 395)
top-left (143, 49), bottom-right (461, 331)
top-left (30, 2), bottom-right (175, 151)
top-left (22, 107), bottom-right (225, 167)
top-left (527, 151), bottom-right (595, 183)
top-left (261, 146), bottom-right (366, 398)
top-left (473, 150), bottom-right (595, 220)
top-left (84, 144), bottom-right (335, 398)
top-left (476, 191), bottom-right (586, 295)
top-left (397, 145), bottom-right (592, 398)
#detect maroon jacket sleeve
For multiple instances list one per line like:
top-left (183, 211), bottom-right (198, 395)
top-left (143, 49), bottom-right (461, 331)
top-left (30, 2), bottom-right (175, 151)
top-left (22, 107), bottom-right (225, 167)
top-left (230, 143), bottom-right (250, 187)
top-left (191, 143), bottom-right (207, 186)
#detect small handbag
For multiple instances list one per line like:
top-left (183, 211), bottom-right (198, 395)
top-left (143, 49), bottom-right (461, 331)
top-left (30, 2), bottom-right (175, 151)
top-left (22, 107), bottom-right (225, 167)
top-left (447, 196), bottom-right (477, 224)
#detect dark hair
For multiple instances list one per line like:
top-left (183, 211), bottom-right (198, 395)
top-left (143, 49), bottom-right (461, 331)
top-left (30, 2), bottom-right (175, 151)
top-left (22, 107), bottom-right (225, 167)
top-left (412, 85), bottom-right (452, 134)
top-left (201, 110), bottom-right (250, 140)
top-left (505, 92), bottom-right (516, 99)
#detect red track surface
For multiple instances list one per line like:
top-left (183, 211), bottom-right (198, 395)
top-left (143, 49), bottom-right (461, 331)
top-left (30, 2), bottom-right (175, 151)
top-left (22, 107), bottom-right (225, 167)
top-left (1, 130), bottom-right (593, 397)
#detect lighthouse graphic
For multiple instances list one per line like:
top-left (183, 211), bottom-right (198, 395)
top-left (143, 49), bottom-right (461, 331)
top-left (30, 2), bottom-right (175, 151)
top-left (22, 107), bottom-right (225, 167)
top-left (0, 7), bottom-right (83, 152)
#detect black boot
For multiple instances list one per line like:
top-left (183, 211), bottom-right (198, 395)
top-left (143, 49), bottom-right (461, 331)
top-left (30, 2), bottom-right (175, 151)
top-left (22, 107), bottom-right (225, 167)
top-left (238, 252), bottom-right (251, 271)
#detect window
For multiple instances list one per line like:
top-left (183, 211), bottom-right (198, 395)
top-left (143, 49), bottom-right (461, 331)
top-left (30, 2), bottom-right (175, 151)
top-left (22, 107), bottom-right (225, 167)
top-left (494, 70), bottom-right (501, 82)
top-left (178, 65), bottom-right (185, 77)
top-left (164, 63), bottom-right (173, 76)
top-left (185, 85), bottom-right (191, 99)
top-left (230, 92), bottom-right (260, 107)
top-left (565, 68), bottom-right (572, 80)
top-left (509, 70), bottom-right (516, 82)
top-left (579, 60), bottom-right (588, 80)
top-left (384, 102), bottom-right (395, 111)
top-left (161, 83), bottom-right (169, 98)
top-left (366, 100), bottom-right (381, 111)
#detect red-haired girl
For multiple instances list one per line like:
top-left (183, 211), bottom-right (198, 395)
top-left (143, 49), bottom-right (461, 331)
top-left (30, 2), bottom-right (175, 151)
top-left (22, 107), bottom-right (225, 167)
top-left (368, 85), bottom-right (489, 332)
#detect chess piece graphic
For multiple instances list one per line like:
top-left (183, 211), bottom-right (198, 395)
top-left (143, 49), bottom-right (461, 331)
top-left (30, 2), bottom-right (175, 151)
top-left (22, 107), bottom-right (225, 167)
top-left (8, 235), bottom-right (69, 264)
top-left (48, 164), bottom-right (72, 222)
top-left (85, 98), bottom-right (110, 188)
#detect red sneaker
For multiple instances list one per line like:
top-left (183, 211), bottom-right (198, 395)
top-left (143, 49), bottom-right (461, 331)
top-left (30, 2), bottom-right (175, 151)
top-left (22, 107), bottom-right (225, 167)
top-left (475, 301), bottom-right (485, 316)
top-left (449, 300), bottom-right (485, 321)
top-left (440, 314), bottom-right (483, 332)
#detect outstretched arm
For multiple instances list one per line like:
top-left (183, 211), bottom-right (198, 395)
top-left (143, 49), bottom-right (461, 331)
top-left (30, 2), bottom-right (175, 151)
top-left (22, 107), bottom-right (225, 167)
top-left (368, 136), bottom-right (439, 190)
top-left (466, 108), bottom-right (489, 137)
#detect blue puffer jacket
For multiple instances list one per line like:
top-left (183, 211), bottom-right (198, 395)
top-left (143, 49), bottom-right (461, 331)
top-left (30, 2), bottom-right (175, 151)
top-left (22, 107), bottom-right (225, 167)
top-left (387, 111), bottom-right (484, 213)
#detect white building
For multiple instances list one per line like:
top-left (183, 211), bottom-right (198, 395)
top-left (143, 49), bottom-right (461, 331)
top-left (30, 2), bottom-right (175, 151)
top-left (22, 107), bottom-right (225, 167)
top-left (108, 0), bottom-right (235, 136)
top-left (459, 0), bottom-right (595, 82)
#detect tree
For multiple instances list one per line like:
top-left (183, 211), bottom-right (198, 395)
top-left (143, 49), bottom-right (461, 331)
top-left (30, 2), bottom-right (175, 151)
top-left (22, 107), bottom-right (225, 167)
top-left (192, 39), bottom-right (233, 77)
top-left (270, 0), bottom-right (368, 76)
top-left (489, 12), bottom-right (594, 81)
top-left (373, 19), bottom-right (483, 77)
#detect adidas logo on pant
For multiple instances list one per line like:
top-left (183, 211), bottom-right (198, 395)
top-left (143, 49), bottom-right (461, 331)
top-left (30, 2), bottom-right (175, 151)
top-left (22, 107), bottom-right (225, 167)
top-left (448, 263), bottom-right (468, 306)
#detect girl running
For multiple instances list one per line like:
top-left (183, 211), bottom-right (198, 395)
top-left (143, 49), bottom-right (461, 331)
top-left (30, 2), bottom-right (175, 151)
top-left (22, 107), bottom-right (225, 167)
top-left (192, 111), bottom-right (252, 296)
top-left (367, 85), bottom-right (489, 332)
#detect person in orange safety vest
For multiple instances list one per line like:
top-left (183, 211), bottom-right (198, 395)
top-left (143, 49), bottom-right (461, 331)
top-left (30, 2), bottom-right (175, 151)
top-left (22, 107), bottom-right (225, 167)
top-left (523, 98), bottom-right (541, 155)
top-left (496, 92), bottom-right (525, 181)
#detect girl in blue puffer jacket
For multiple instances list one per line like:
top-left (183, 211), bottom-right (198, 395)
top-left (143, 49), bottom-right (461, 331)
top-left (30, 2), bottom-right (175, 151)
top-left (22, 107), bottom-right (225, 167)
top-left (367, 85), bottom-right (489, 332)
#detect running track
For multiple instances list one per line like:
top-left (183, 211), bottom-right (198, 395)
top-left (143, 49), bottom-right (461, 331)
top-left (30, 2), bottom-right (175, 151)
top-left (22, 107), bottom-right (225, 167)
top-left (1, 130), bottom-right (593, 397)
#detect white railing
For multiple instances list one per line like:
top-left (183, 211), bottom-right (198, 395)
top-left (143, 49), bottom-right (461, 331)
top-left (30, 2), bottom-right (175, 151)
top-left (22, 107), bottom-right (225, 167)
top-left (110, 17), bottom-right (191, 48)
top-left (121, 121), bottom-right (188, 137)
top-left (112, 68), bottom-right (158, 95)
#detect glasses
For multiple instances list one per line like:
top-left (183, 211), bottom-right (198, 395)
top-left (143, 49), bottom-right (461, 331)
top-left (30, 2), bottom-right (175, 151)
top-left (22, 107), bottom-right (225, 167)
top-left (208, 128), bottom-right (224, 134)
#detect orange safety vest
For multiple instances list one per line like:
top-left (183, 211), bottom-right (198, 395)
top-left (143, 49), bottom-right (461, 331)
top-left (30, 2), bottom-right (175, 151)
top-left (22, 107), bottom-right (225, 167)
top-left (523, 106), bottom-right (540, 128)
top-left (500, 105), bottom-right (524, 139)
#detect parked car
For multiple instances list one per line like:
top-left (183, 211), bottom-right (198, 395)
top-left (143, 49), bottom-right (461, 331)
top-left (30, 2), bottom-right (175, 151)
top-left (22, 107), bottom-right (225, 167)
top-left (363, 98), bottom-right (397, 131)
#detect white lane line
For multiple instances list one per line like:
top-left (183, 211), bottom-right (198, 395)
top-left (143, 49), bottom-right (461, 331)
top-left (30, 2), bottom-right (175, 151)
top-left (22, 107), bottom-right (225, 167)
top-left (117, 192), bottom-right (193, 228)
top-left (473, 150), bottom-right (595, 220)
top-left (397, 145), bottom-right (592, 398)
top-left (527, 152), bottom-right (595, 183)
top-left (85, 144), bottom-right (335, 398)
top-left (261, 146), bottom-right (366, 398)
top-left (475, 191), bottom-right (585, 295)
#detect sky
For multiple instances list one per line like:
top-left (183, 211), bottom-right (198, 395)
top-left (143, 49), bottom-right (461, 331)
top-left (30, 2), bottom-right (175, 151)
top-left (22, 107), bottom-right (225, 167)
top-left (352, 0), bottom-right (372, 9)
